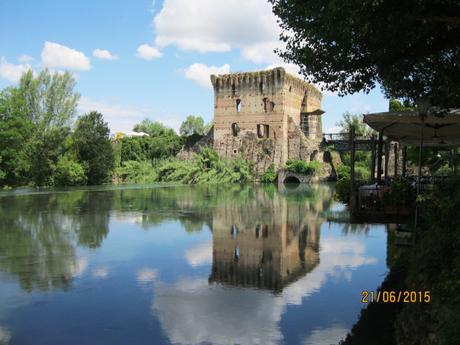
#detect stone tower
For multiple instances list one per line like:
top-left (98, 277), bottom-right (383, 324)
top-left (210, 67), bottom-right (324, 172)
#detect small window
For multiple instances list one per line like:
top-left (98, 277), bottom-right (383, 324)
top-left (257, 124), bottom-right (263, 138)
top-left (262, 225), bottom-right (269, 238)
top-left (259, 81), bottom-right (264, 93)
top-left (236, 99), bottom-right (242, 113)
top-left (289, 86), bottom-right (292, 92)
top-left (231, 224), bottom-right (238, 239)
top-left (263, 98), bottom-right (275, 113)
top-left (257, 124), bottom-right (270, 139)
top-left (232, 83), bottom-right (236, 97)
top-left (234, 246), bottom-right (240, 261)
top-left (231, 123), bottom-right (239, 137)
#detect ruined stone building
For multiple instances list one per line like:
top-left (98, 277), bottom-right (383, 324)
top-left (210, 67), bottom-right (325, 173)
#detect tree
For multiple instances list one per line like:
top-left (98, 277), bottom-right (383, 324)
top-left (16, 69), bottom-right (80, 186)
top-left (18, 69), bottom-right (80, 130)
top-left (336, 112), bottom-right (374, 138)
top-left (269, 0), bottom-right (460, 107)
top-left (73, 111), bottom-right (114, 185)
top-left (180, 115), bottom-right (208, 136)
top-left (0, 87), bottom-right (33, 186)
top-left (133, 118), bottom-right (176, 137)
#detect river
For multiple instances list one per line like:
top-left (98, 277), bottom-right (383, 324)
top-left (0, 183), bottom-right (388, 345)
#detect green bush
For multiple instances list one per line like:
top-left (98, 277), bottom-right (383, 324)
top-left (285, 159), bottom-right (321, 176)
top-left (54, 156), bottom-right (87, 186)
top-left (336, 164), bottom-right (351, 179)
top-left (158, 147), bottom-right (254, 184)
top-left (261, 164), bottom-right (277, 183)
top-left (382, 179), bottom-right (416, 206)
top-left (115, 160), bottom-right (158, 184)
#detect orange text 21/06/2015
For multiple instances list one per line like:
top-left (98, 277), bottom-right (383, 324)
top-left (361, 290), bottom-right (431, 304)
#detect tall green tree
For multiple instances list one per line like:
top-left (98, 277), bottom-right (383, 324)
top-left (269, 0), bottom-right (460, 106)
top-left (73, 111), bottom-right (114, 185)
top-left (336, 112), bottom-right (374, 137)
top-left (180, 115), bottom-right (208, 136)
top-left (0, 69), bottom-right (80, 187)
top-left (133, 118), bottom-right (176, 137)
top-left (0, 87), bottom-right (33, 186)
top-left (17, 69), bottom-right (80, 186)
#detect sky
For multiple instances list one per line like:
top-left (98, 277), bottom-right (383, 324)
top-left (0, 0), bottom-right (389, 134)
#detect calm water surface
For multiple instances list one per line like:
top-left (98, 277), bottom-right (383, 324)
top-left (0, 184), bottom-right (388, 345)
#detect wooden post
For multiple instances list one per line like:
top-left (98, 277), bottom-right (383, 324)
top-left (394, 142), bottom-right (399, 177)
top-left (384, 141), bottom-right (390, 181)
top-left (377, 130), bottom-right (383, 183)
top-left (370, 135), bottom-right (376, 182)
top-left (349, 126), bottom-right (356, 211)
top-left (402, 146), bottom-right (407, 177)
top-left (417, 122), bottom-right (425, 195)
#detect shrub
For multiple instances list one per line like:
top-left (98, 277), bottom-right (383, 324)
top-left (382, 179), bottom-right (416, 206)
top-left (115, 160), bottom-right (158, 184)
top-left (54, 156), bottom-right (87, 186)
top-left (285, 159), bottom-right (321, 176)
top-left (261, 164), bottom-right (277, 183)
top-left (158, 147), bottom-right (254, 184)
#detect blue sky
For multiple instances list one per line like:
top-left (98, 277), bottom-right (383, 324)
top-left (0, 0), bottom-right (388, 133)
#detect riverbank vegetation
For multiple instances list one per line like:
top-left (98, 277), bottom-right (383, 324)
top-left (339, 176), bottom-right (460, 345)
top-left (0, 69), bottom-right (114, 188)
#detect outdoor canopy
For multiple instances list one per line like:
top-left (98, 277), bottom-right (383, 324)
top-left (363, 109), bottom-right (460, 147)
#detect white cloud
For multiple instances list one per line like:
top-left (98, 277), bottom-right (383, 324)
top-left (78, 96), bottom-right (182, 133)
top-left (136, 43), bottom-right (162, 60)
top-left (0, 326), bottom-right (11, 345)
top-left (184, 63), bottom-right (230, 89)
top-left (184, 242), bottom-right (212, 267)
top-left (153, 235), bottom-right (379, 345)
top-left (303, 325), bottom-right (349, 345)
top-left (71, 256), bottom-right (89, 277)
top-left (93, 48), bottom-right (118, 60)
top-left (153, 0), bottom-right (282, 64)
top-left (265, 63), bottom-right (301, 77)
top-left (92, 267), bottom-right (109, 279)
top-left (18, 54), bottom-right (34, 63)
top-left (41, 41), bottom-right (91, 71)
top-left (137, 268), bottom-right (158, 286)
top-left (0, 57), bottom-right (32, 83)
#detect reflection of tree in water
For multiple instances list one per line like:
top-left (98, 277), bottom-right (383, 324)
top-left (0, 191), bottom-right (113, 292)
top-left (0, 183), bottom-right (335, 293)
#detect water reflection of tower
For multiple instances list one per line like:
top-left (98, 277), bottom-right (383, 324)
top-left (209, 188), bottom-right (325, 292)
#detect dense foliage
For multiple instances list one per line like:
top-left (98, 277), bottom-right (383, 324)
top-left (115, 147), bottom-right (254, 185)
top-left (270, 0), bottom-right (460, 106)
top-left (0, 70), bottom-right (116, 188)
top-left (285, 159), bottom-right (321, 176)
top-left (179, 115), bottom-right (211, 136)
top-left (336, 112), bottom-right (375, 138)
top-left (73, 111), bottom-right (114, 185)
top-left (261, 164), bottom-right (277, 183)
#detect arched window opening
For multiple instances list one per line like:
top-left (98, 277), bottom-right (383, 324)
top-left (236, 99), bottom-right (242, 113)
top-left (257, 124), bottom-right (270, 139)
top-left (231, 123), bottom-right (239, 137)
